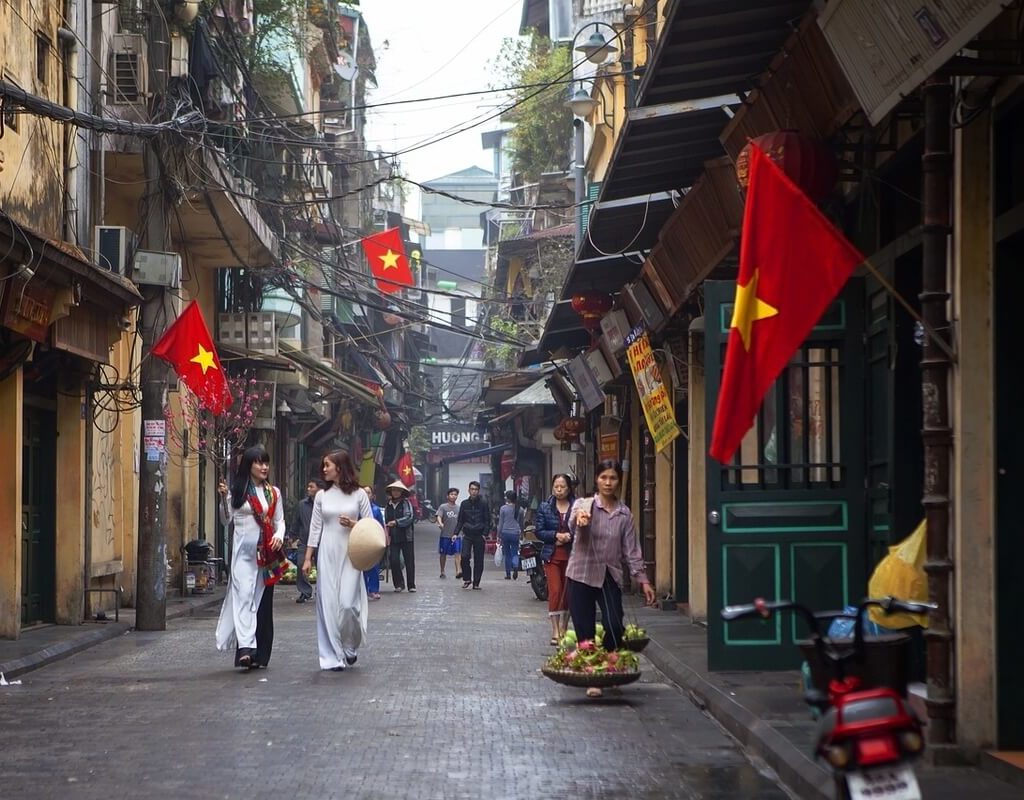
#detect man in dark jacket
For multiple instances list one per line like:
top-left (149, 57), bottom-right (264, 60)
top-left (288, 480), bottom-right (320, 602)
top-left (455, 481), bottom-right (490, 589)
top-left (384, 480), bottom-right (417, 593)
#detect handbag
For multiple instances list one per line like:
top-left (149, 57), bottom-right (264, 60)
top-left (494, 542), bottom-right (503, 567)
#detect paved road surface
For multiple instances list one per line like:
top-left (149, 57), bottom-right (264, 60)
top-left (1, 536), bottom-right (789, 800)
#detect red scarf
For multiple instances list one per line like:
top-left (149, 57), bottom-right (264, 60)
top-left (248, 482), bottom-right (288, 586)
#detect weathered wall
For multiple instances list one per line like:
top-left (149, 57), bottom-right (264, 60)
top-left (55, 387), bottom-right (85, 624)
top-left (0, 369), bottom-right (24, 638)
top-left (0, 1), bottom-right (66, 237)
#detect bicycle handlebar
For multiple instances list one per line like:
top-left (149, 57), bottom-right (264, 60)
top-left (721, 597), bottom-right (936, 636)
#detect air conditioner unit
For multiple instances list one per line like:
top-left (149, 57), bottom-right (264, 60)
top-left (94, 225), bottom-right (137, 274)
top-left (819, 0), bottom-right (1005, 126)
top-left (133, 249), bottom-right (181, 288)
top-left (247, 312), bottom-right (278, 354)
top-left (111, 33), bottom-right (147, 104)
top-left (622, 280), bottom-right (666, 332)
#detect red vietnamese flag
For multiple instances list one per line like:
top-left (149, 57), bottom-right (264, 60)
top-left (151, 300), bottom-right (233, 416)
top-left (361, 228), bottom-right (414, 295)
top-left (709, 145), bottom-right (864, 463)
top-left (396, 451), bottom-right (416, 487)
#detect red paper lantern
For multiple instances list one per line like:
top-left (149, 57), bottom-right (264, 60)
top-left (570, 292), bottom-right (613, 333)
top-left (736, 130), bottom-right (838, 204)
top-left (562, 416), bottom-right (585, 436)
top-left (374, 409), bottom-right (392, 430)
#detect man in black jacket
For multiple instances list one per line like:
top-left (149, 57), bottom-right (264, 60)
top-left (288, 480), bottom-right (320, 602)
top-left (455, 481), bottom-right (490, 589)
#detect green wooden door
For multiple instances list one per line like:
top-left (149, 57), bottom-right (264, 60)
top-left (22, 406), bottom-right (56, 625)
top-left (704, 279), bottom-right (867, 670)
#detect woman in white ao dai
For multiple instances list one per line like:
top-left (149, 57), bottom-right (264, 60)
top-left (304, 450), bottom-right (373, 670)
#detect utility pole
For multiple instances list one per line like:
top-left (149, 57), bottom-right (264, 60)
top-left (135, 0), bottom-right (171, 630)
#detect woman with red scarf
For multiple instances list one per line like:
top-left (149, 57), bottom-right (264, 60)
top-left (215, 444), bottom-right (287, 670)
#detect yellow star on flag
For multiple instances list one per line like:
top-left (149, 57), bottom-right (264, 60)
top-left (730, 269), bottom-right (779, 351)
top-left (190, 343), bottom-right (218, 375)
top-left (378, 249), bottom-right (400, 270)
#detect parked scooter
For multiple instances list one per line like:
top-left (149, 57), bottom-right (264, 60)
top-left (518, 527), bottom-right (547, 602)
top-left (721, 596), bottom-right (935, 800)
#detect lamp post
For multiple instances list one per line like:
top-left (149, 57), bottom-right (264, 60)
top-left (565, 22), bottom-right (620, 255)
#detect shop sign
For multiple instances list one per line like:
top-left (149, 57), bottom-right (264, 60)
top-left (430, 430), bottom-right (488, 446)
top-left (600, 432), bottom-right (619, 462)
top-left (625, 323), bottom-right (681, 453)
top-left (0, 274), bottom-right (55, 343)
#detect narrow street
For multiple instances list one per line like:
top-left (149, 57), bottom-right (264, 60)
top-left (2, 536), bottom-right (788, 800)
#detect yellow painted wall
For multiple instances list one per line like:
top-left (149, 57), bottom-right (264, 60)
top-left (687, 325), bottom-right (708, 620)
top-left (55, 388), bottom-right (85, 624)
top-left (0, 1), bottom-right (66, 237)
top-left (0, 369), bottom-right (24, 638)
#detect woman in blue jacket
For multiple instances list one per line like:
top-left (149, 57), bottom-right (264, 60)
top-left (535, 474), bottom-right (575, 645)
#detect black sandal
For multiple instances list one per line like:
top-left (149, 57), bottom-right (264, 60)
top-left (237, 653), bottom-right (252, 669)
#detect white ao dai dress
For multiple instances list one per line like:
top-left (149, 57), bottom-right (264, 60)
top-left (215, 486), bottom-right (284, 656)
top-left (308, 485), bottom-right (373, 669)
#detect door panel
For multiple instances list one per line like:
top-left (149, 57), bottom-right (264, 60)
top-left (704, 279), bottom-right (866, 670)
top-left (22, 407), bottom-right (56, 625)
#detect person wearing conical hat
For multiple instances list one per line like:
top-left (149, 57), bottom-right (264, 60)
top-left (384, 480), bottom-right (416, 593)
top-left (302, 450), bottom-right (374, 671)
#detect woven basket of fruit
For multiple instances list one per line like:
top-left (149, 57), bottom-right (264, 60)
top-left (622, 624), bottom-right (650, 653)
top-left (541, 637), bottom-right (640, 688)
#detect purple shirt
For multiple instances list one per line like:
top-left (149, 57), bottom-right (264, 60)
top-left (566, 495), bottom-right (649, 589)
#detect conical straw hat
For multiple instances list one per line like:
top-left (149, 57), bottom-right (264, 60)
top-left (349, 517), bottom-right (387, 571)
top-left (384, 480), bottom-right (410, 495)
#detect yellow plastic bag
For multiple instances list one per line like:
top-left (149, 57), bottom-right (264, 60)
top-left (867, 520), bottom-right (929, 628)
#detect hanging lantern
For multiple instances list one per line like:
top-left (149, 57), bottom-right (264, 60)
top-left (562, 416), bottom-right (585, 436)
top-left (374, 408), bottom-right (392, 431)
top-left (553, 422), bottom-right (568, 441)
top-left (570, 292), bottom-right (614, 333)
top-left (735, 130), bottom-right (838, 204)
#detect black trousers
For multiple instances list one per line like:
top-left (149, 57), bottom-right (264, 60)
top-left (460, 533), bottom-right (485, 586)
top-left (390, 538), bottom-right (416, 590)
top-left (235, 583), bottom-right (274, 667)
top-left (568, 571), bottom-right (624, 650)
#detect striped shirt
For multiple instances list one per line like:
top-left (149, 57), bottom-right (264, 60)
top-left (566, 495), bottom-right (649, 589)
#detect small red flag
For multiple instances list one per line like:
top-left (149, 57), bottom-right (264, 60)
top-left (151, 300), bottom-right (233, 416)
top-left (361, 228), bottom-right (414, 295)
top-left (396, 451), bottom-right (416, 487)
top-left (709, 145), bottom-right (864, 463)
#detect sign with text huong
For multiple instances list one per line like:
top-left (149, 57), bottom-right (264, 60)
top-left (625, 324), bottom-right (681, 453)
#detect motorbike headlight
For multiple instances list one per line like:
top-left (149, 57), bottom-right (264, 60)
top-left (899, 731), bottom-right (923, 754)
top-left (824, 745), bottom-right (850, 769)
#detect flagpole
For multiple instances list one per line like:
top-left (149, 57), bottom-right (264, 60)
top-left (860, 257), bottom-right (957, 363)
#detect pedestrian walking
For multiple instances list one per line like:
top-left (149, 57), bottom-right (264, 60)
top-left (384, 480), bottom-right (417, 593)
top-left (455, 480), bottom-right (490, 590)
top-left (498, 490), bottom-right (521, 580)
top-left (436, 487), bottom-right (461, 579)
top-left (302, 450), bottom-right (373, 671)
top-left (567, 459), bottom-right (657, 698)
top-left (363, 485), bottom-right (385, 600)
top-left (535, 474), bottom-right (576, 645)
top-left (288, 479), bottom-right (320, 603)
top-left (215, 445), bottom-right (287, 670)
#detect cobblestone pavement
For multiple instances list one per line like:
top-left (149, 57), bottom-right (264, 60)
top-left (1, 536), bottom-right (789, 800)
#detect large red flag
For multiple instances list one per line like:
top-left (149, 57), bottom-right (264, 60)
top-left (396, 451), bottom-right (416, 487)
top-left (709, 145), bottom-right (864, 463)
top-left (151, 300), bottom-right (233, 416)
top-left (361, 228), bottom-right (414, 295)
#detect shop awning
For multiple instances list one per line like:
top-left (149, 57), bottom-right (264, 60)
top-left (438, 442), bottom-right (510, 467)
top-left (279, 341), bottom-right (381, 407)
top-left (502, 376), bottom-right (556, 407)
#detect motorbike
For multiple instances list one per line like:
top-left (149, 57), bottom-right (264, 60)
top-left (721, 596), bottom-right (935, 800)
top-left (517, 528), bottom-right (547, 602)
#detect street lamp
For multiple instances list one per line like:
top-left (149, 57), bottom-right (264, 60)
top-left (566, 21), bottom-right (622, 254)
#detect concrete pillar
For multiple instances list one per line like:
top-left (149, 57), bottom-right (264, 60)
top-left (952, 107), bottom-right (997, 752)
top-left (654, 440), bottom-right (674, 597)
top-left (687, 324), bottom-right (708, 621)
top-left (54, 386), bottom-right (85, 625)
top-left (0, 369), bottom-right (23, 638)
